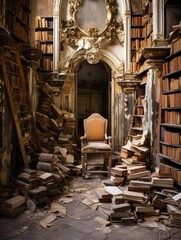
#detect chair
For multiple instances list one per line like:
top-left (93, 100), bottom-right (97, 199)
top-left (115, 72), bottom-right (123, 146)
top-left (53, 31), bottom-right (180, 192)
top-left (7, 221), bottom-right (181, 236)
top-left (80, 113), bottom-right (112, 177)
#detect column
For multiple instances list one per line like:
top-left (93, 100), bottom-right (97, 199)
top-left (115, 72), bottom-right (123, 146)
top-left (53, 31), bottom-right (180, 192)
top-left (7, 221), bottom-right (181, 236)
top-left (145, 59), bottom-right (164, 168)
top-left (53, 0), bottom-right (60, 72)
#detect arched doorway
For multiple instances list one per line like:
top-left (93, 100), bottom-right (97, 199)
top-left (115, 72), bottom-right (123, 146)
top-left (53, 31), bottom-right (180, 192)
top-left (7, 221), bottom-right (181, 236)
top-left (75, 60), bottom-right (111, 142)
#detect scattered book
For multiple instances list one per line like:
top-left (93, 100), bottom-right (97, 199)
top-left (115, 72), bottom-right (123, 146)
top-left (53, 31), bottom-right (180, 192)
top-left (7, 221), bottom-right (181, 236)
top-left (94, 188), bottom-right (112, 203)
top-left (135, 205), bottom-right (154, 213)
top-left (110, 167), bottom-right (127, 177)
top-left (152, 177), bottom-right (174, 188)
top-left (0, 195), bottom-right (26, 217)
top-left (127, 170), bottom-right (151, 180)
top-left (112, 203), bottom-right (131, 212)
top-left (122, 190), bottom-right (148, 203)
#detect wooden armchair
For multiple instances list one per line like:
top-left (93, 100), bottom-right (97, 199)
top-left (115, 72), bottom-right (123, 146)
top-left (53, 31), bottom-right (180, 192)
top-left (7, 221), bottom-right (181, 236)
top-left (80, 113), bottom-right (112, 177)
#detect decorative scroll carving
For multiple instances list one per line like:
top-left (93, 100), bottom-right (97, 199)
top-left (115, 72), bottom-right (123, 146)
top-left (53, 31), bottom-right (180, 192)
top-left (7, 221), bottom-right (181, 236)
top-left (61, 0), bottom-right (124, 64)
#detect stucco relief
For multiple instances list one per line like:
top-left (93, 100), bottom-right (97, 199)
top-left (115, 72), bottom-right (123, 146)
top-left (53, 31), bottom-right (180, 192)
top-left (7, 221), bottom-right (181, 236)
top-left (60, 0), bottom-right (124, 66)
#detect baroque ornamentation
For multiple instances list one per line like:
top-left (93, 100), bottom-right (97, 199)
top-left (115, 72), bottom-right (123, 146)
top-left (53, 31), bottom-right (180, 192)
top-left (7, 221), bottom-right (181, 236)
top-left (61, 0), bottom-right (124, 64)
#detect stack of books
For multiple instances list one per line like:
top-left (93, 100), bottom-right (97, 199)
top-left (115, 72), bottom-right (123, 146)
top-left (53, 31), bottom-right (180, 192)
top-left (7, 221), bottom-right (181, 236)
top-left (0, 195), bottom-right (26, 217)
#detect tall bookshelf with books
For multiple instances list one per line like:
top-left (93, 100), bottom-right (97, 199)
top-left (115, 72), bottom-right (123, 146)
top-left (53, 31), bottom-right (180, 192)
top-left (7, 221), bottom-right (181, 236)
top-left (131, 1), bottom-right (153, 74)
top-left (159, 25), bottom-right (181, 187)
top-left (128, 84), bottom-right (146, 140)
top-left (35, 16), bottom-right (53, 72)
top-left (131, 14), bottom-right (144, 73)
top-left (5, 0), bottom-right (31, 43)
top-left (0, 68), bottom-right (4, 154)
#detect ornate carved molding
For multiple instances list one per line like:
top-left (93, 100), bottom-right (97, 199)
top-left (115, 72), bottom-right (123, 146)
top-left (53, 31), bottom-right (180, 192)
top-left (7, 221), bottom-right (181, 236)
top-left (61, 0), bottom-right (124, 64)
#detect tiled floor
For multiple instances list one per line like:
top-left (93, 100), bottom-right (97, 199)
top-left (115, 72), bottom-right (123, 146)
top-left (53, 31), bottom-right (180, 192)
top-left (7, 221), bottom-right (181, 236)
top-left (0, 175), bottom-right (181, 240)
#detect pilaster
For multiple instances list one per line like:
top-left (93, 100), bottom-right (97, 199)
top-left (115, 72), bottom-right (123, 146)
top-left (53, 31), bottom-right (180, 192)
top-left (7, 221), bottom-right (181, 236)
top-left (145, 59), bottom-right (165, 167)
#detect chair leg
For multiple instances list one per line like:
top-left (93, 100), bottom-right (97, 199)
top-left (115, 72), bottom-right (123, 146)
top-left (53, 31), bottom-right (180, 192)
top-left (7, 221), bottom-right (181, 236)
top-left (81, 152), bottom-right (85, 177)
top-left (108, 151), bottom-right (112, 177)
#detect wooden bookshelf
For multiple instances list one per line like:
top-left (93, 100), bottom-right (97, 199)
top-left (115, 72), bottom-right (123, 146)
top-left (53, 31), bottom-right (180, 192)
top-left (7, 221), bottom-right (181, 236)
top-left (131, 14), bottom-right (144, 73)
top-left (5, 0), bottom-right (31, 43)
top-left (128, 89), bottom-right (145, 140)
top-left (35, 16), bottom-right (53, 72)
top-left (159, 24), bottom-right (181, 186)
top-left (131, 1), bottom-right (153, 74)
top-left (0, 68), bottom-right (4, 152)
top-left (0, 43), bottom-right (41, 167)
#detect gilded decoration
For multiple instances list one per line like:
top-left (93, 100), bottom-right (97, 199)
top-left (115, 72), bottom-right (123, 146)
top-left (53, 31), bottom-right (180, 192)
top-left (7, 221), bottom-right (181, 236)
top-left (61, 0), bottom-right (124, 64)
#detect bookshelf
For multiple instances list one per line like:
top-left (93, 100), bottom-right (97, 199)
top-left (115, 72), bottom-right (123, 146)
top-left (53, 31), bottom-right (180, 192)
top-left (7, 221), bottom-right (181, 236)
top-left (128, 84), bottom-right (145, 140)
top-left (0, 43), bottom-right (41, 168)
top-left (131, 14), bottom-right (144, 73)
top-left (5, 0), bottom-right (31, 43)
top-left (159, 25), bottom-right (181, 187)
top-left (131, 1), bottom-right (153, 74)
top-left (35, 16), bottom-right (53, 72)
top-left (0, 67), bottom-right (4, 153)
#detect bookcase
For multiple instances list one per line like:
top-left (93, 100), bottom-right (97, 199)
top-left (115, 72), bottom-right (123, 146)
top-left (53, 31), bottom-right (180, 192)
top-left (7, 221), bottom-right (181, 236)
top-left (131, 0), bottom-right (153, 73)
top-left (35, 16), bottom-right (53, 72)
top-left (0, 67), bottom-right (4, 152)
top-left (131, 14), bottom-right (144, 73)
top-left (5, 0), bottom-right (31, 43)
top-left (0, 42), bottom-right (41, 168)
top-left (159, 25), bottom-right (181, 187)
top-left (128, 84), bottom-right (146, 140)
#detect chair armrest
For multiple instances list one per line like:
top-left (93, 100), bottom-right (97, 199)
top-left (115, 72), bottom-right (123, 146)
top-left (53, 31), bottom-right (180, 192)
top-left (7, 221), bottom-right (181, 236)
top-left (80, 135), bottom-right (87, 148)
top-left (105, 135), bottom-right (112, 147)
top-left (80, 136), bottom-right (86, 141)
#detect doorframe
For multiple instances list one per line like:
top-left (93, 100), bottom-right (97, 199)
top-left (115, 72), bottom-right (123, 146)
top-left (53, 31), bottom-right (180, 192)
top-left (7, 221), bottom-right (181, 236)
top-left (67, 49), bottom-right (121, 150)
top-left (75, 61), bottom-right (112, 142)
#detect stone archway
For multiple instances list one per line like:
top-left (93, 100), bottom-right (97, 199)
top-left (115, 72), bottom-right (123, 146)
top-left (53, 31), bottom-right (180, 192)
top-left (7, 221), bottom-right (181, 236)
top-left (65, 49), bottom-right (121, 148)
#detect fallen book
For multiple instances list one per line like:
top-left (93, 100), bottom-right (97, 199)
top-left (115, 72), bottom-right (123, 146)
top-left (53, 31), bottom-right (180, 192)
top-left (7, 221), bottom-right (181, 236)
top-left (122, 190), bottom-right (148, 203)
top-left (110, 211), bottom-right (134, 222)
top-left (4, 195), bottom-right (26, 209)
top-left (112, 203), bottom-right (131, 212)
top-left (152, 177), bottom-right (174, 188)
top-left (167, 204), bottom-right (181, 221)
top-left (172, 192), bottom-right (181, 205)
top-left (110, 176), bottom-right (125, 184)
top-left (127, 170), bottom-right (151, 180)
top-left (111, 167), bottom-right (127, 177)
top-left (110, 210), bottom-right (132, 219)
top-left (128, 166), bottom-right (147, 174)
top-left (23, 168), bottom-right (37, 177)
top-left (128, 184), bottom-right (150, 193)
top-left (94, 188), bottom-right (112, 202)
top-left (135, 206), bottom-right (154, 213)
top-left (130, 180), bottom-right (153, 187)
top-left (152, 172), bottom-right (172, 178)
top-left (0, 204), bottom-right (26, 217)
top-left (112, 195), bottom-right (125, 204)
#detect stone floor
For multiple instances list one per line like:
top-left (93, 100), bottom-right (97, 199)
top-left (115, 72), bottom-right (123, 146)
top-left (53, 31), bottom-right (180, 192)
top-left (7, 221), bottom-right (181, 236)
top-left (0, 175), bottom-right (181, 240)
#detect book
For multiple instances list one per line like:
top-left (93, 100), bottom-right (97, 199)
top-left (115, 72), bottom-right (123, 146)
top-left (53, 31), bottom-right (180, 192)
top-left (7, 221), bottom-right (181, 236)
top-left (110, 167), bottom-right (127, 177)
top-left (128, 184), bottom-right (150, 193)
top-left (135, 206), bottom-right (154, 213)
top-left (128, 166), bottom-right (147, 174)
top-left (112, 195), bottom-right (125, 204)
top-left (120, 148), bottom-right (134, 158)
top-left (0, 204), bottom-right (26, 217)
top-left (152, 177), bottom-right (174, 188)
top-left (4, 196), bottom-right (26, 209)
top-left (94, 188), bottom-right (112, 203)
top-left (172, 192), bottom-right (181, 204)
top-left (110, 211), bottom-right (132, 219)
top-left (112, 203), bottom-right (131, 212)
top-left (127, 170), bottom-right (151, 180)
top-left (122, 190), bottom-right (148, 203)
